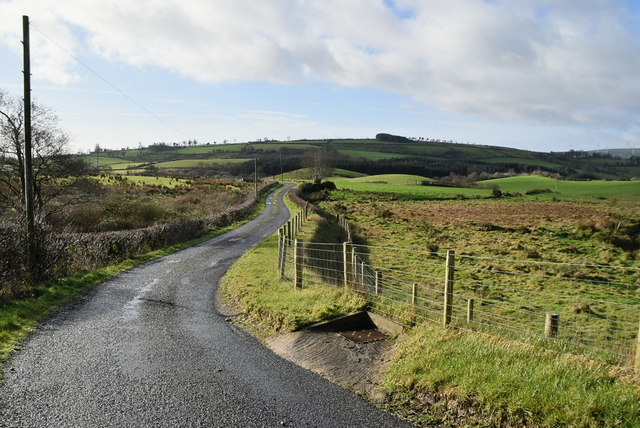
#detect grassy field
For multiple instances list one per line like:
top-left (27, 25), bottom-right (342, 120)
top-left (154, 158), bottom-right (248, 168)
top-left (247, 142), bottom-right (320, 151)
top-left (349, 174), bottom-right (432, 185)
top-left (172, 143), bottom-right (245, 154)
top-left (331, 178), bottom-right (492, 200)
top-left (93, 156), bottom-right (134, 166)
top-left (304, 175), bottom-right (640, 365)
top-left (328, 174), bottom-right (640, 202)
top-left (106, 162), bottom-right (146, 171)
top-left (484, 176), bottom-right (640, 201)
top-left (272, 168), bottom-right (367, 181)
top-left (335, 149), bottom-right (411, 161)
top-left (95, 174), bottom-right (191, 188)
top-left (314, 188), bottom-right (640, 364)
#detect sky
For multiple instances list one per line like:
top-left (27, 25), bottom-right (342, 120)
top-left (1, 0), bottom-right (640, 154)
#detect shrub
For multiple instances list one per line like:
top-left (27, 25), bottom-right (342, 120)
top-left (0, 181), bottom-right (276, 302)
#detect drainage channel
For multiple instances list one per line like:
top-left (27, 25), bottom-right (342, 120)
top-left (305, 311), bottom-right (402, 343)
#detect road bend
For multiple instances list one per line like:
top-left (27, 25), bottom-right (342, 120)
top-left (0, 184), bottom-right (410, 428)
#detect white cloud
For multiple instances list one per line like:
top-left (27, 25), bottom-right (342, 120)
top-left (0, 2), bottom-right (81, 84)
top-left (1, 0), bottom-right (639, 130)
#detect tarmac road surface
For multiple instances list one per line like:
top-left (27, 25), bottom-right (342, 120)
top-left (0, 185), bottom-right (411, 427)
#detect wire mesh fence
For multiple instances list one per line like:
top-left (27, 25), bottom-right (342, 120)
top-left (277, 232), bottom-right (640, 367)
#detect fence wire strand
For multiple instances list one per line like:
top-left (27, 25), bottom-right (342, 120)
top-left (277, 232), bottom-right (639, 366)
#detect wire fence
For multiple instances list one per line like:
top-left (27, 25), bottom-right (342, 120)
top-left (276, 215), bottom-right (640, 367)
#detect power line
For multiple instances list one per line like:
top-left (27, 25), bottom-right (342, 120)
top-left (28, 21), bottom-right (187, 139)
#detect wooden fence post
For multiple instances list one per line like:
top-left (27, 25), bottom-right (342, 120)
top-left (545, 313), bottom-right (559, 337)
top-left (343, 242), bottom-right (350, 288)
top-left (277, 228), bottom-right (283, 276)
top-left (279, 229), bottom-right (286, 279)
top-left (467, 299), bottom-right (474, 322)
top-left (286, 220), bottom-right (292, 242)
top-left (375, 271), bottom-right (382, 296)
top-left (443, 250), bottom-right (455, 327)
top-left (361, 261), bottom-right (365, 287)
top-left (294, 239), bottom-right (304, 289)
top-left (635, 320), bottom-right (640, 372)
top-left (412, 283), bottom-right (418, 305)
top-left (351, 248), bottom-right (356, 279)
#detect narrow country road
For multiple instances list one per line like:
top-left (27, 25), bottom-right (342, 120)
top-left (0, 185), bottom-right (411, 428)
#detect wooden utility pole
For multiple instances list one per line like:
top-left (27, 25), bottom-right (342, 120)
top-left (23, 15), bottom-right (36, 271)
top-left (254, 158), bottom-right (257, 199)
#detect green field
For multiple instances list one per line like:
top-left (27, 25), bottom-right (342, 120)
top-left (96, 175), bottom-right (190, 188)
top-left (305, 174), bottom-right (640, 364)
top-left (172, 144), bottom-right (245, 155)
top-left (273, 168), bottom-right (367, 181)
top-left (93, 156), bottom-right (134, 166)
top-left (482, 156), bottom-right (560, 168)
top-left (484, 176), bottom-right (640, 201)
top-left (154, 158), bottom-right (249, 168)
top-left (332, 174), bottom-right (640, 202)
top-left (107, 162), bottom-right (146, 170)
top-left (333, 176), bottom-right (492, 199)
top-left (335, 149), bottom-right (411, 161)
top-left (248, 142), bottom-right (320, 151)
top-left (329, 168), bottom-right (368, 178)
top-left (349, 174), bottom-right (432, 185)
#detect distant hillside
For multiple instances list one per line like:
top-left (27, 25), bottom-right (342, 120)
top-left (586, 148), bottom-right (640, 159)
top-left (86, 138), bottom-right (640, 180)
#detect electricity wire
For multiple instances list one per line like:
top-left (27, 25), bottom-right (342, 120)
top-left (28, 21), bottom-right (187, 139)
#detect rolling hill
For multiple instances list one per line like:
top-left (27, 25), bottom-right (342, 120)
top-left (88, 137), bottom-right (640, 180)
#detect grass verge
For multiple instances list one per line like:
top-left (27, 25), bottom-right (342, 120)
top-left (0, 185), bottom-right (277, 377)
top-left (220, 233), bottom-right (365, 337)
top-left (219, 196), bottom-right (366, 338)
top-left (381, 325), bottom-right (640, 427)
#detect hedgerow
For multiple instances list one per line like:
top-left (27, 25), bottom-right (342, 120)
top-left (0, 181), bottom-right (275, 302)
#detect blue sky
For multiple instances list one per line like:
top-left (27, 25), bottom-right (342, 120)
top-left (1, 0), bottom-right (639, 154)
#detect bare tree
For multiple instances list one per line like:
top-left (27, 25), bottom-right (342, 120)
top-left (0, 89), bottom-right (86, 222)
top-left (302, 148), bottom-right (336, 184)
